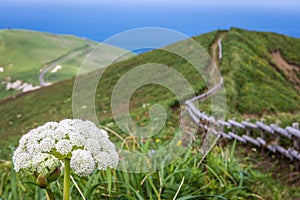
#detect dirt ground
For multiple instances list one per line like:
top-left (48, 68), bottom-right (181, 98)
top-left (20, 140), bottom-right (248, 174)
top-left (271, 50), bottom-right (300, 91)
top-left (234, 142), bottom-right (300, 187)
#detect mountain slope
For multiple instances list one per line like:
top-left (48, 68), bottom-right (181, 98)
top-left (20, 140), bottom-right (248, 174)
top-left (220, 28), bottom-right (300, 116)
top-left (0, 29), bottom-right (131, 100)
top-left (1, 28), bottom-right (300, 159)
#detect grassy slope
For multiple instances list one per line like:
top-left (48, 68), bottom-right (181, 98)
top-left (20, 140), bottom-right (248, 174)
top-left (1, 28), bottom-right (300, 157)
top-left (0, 30), bottom-right (217, 158)
top-left (0, 29), bottom-right (135, 100)
top-left (220, 28), bottom-right (300, 124)
top-left (1, 28), bottom-right (300, 199)
top-left (0, 29), bottom-right (94, 99)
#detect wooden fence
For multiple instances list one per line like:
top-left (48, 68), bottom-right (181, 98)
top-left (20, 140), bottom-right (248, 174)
top-left (185, 79), bottom-right (300, 161)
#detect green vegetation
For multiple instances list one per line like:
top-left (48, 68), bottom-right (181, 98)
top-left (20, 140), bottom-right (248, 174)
top-left (0, 29), bottom-right (91, 98)
top-left (0, 29), bottom-right (131, 100)
top-left (0, 28), bottom-right (300, 199)
top-left (0, 30), bottom-right (221, 158)
top-left (219, 28), bottom-right (300, 117)
top-left (1, 135), bottom-right (298, 199)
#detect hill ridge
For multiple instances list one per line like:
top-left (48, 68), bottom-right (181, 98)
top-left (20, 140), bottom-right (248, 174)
top-left (0, 28), bottom-right (300, 158)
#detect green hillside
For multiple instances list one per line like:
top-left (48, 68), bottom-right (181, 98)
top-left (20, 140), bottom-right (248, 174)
top-left (1, 28), bottom-right (300, 158)
top-left (0, 29), bottom-right (131, 100)
top-left (1, 28), bottom-right (300, 199)
top-left (221, 28), bottom-right (300, 116)
top-left (0, 30), bottom-right (214, 156)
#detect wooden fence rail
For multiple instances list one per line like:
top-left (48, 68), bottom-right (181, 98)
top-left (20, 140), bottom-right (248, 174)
top-left (185, 79), bottom-right (300, 161)
top-left (186, 102), bottom-right (300, 161)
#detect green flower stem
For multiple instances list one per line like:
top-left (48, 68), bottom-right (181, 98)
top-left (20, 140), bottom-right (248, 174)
top-left (45, 185), bottom-right (55, 200)
top-left (63, 158), bottom-right (71, 200)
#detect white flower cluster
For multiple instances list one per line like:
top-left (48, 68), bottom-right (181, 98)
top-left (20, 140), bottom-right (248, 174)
top-left (13, 119), bottom-right (119, 176)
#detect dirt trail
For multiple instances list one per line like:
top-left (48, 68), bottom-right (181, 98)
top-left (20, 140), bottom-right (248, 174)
top-left (271, 50), bottom-right (300, 91)
top-left (211, 32), bottom-right (226, 67)
top-left (186, 31), bottom-right (300, 195)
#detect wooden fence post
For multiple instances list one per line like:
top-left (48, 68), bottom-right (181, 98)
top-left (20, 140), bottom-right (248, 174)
top-left (245, 118), bottom-right (251, 136)
top-left (259, 119), bottom-right (266, 140)
top-left (293, 123), bottom-right (300, 151)
top-left (293, 123), bottom-right (299, 169)
top-left (231, 118), bottom-right (236, 134)
top-left (275, 121), bottom-right (281, 145)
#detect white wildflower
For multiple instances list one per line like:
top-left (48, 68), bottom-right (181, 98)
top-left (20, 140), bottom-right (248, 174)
top-left (56, 139), bottom-right (72, 155)
top-left (68, 132), bottom-right (85, 147)
top-left (33, 153), bottom-right (60, 175)
top-left (40, 137), bottom-right (55, 152)
top-left (99, 139), bottom-right (116, 153)
top-left (41, 130), bottom-right (56, 141)
top-left (12, 152), bottom-right (32, 172)
top-left (43, 121), bottom-right (58, 130)
top-left (53, 126), bottom-right (68, 141)
top-left (13, 118), bottom-right (119, 177)
top-left (70, 149), bottom-right (95, 176)
top-left (91, 128), bottom-right (109, 141)
top-left (36, 131), bottom-right (47, 141)
top-left (94, 151), bottom-right (110, 170)
top-left (84, 120), bottom-right (96, 127)
top-left (108, 151), bottom-right (119, 168)
top-left (27, 128), bottom-right (39, 136)
top-left (85, 138), bottom-right (101, 156)
top-left (25, 138), bottom-right (39, 150)
top-left (27, 143), bottom-right (41, 154)
top-left (99, 129), bottom-right (109, 138)
top-left (59, 119), bottom-right (77, 129)
top-left (74, 123), bottom-right (90, 137)
top-left (36, 125), bottom-right (48, 134)
top-left (19, 133), bottom-right (33, 147)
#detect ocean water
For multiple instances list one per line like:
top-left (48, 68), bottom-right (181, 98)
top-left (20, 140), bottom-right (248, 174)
top-left (0, 2), bottom-right (299, 45)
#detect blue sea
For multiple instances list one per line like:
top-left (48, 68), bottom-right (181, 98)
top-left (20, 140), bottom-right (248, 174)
top-left (1, 1), bottom-right (299, 47)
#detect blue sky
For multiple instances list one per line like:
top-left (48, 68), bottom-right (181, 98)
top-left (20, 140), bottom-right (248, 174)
top-left (2, 0), bottom-right (300, 7)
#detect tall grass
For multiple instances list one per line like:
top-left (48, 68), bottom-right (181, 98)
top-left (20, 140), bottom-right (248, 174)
top-left (0, 129), bottom-right (296, 199)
